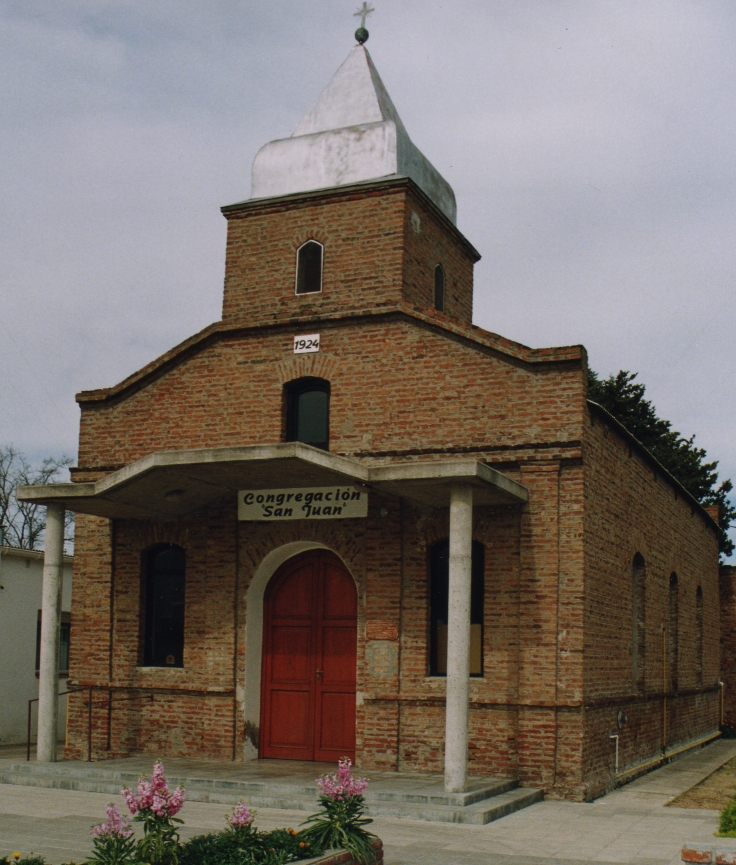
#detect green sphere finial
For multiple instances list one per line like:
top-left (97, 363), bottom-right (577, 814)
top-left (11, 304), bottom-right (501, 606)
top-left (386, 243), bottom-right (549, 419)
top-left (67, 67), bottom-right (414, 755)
top-left (353, 3), bottom-right (374, 44)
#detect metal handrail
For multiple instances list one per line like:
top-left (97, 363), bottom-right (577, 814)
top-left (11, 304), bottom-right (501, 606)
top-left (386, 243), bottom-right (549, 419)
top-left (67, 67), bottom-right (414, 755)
top-left (83, 689), bottom-right (155, 762)
top-left (26, 686), bottom-right (86, 761)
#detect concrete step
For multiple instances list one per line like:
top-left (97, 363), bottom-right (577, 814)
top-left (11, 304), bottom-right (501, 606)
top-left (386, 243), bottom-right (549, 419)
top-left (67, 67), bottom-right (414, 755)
top-left (0, 762), bottom-right (544, 824)
top-left (366, 786), bottom-right (544, 825)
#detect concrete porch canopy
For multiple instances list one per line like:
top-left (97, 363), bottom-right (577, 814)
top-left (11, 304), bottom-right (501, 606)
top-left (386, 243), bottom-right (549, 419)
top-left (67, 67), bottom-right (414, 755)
top-left (16, 443), bottom-right (528, 520)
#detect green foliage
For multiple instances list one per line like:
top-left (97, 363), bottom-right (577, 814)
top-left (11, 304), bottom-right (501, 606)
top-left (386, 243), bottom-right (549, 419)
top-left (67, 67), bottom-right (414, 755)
top-left (721, 718), bottom-right (736, 739)
top-left (588, 369), bottom-right (736, 557)
top-left (179, 828), bottom-right (319, 865)
top-left (84, 832), bottom-right (143, 865)
top-left (719, 795), bottom-right (736, 836)
top-left (134, 813), bottom-right (182, 865)
top-left (300, 795), bottom-right (376, 865)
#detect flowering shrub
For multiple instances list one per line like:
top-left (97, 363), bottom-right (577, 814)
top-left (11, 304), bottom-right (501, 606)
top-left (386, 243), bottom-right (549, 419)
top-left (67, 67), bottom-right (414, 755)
top-left (86, 805), bottom-right (141, 865)
top-left (316, 760), bottom-right (369, 802)
top-left (121, 762), bottom-right (184, 865)
top-left (226, 802), bottom-right (256, 832)
top-left (300, 760), bottom-right (375, 865)
top-left (1, 857), bottom-right (46, 865)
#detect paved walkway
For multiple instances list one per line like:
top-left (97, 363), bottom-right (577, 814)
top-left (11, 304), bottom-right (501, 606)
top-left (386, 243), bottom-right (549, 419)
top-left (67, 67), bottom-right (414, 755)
top-left (0, 740), bottom-right (734, 864)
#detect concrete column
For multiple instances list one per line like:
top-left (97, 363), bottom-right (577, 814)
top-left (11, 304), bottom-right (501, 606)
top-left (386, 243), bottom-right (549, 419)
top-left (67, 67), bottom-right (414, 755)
top-left (444, 483), bottom-right (473, 793)
top-left (37, 502), bottom-right (65, 762)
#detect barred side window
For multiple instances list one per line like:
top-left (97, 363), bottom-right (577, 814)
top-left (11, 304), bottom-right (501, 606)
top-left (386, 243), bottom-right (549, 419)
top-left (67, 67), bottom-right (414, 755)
top-left (428, 539), bottom-right (484, 677)
top-left (142, 544), bottom-right (186, 667)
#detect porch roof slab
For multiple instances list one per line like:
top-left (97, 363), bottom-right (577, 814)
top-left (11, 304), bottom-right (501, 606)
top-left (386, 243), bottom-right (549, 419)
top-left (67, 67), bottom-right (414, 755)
top-left (16, 443), bottom-right (528, 520)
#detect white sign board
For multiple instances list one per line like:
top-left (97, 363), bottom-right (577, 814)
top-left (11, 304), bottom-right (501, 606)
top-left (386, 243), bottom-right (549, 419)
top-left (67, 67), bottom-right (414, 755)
top-left (238, 486), bottom-right (368, 521)
top-left (293, 334), bottom-right (320, 354)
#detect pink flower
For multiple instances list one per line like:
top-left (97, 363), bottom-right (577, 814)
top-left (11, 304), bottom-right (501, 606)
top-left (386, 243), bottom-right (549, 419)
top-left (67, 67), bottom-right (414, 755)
top-left (121, 762), bottom-right (185, 818)
top-left (91, 804), bottom-right (133, 839)
top-left (316, 759), bottom-right (369, 802)
top-left (228, 801), bottom-right (255, 828)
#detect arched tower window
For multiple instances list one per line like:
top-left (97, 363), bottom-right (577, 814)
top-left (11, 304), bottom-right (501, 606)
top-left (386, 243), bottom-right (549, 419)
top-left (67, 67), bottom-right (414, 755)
top-left (428, 539), bottom-right (484, 677)
top-left (632, 554), bottom-right (646, 693)
top-left (669, 572), bottom-right (679, 692)
top-left (295, 240), bottom-right (323, 295)
top-left (696, 585), bottom-right (704, 687)
top-left (434, 264), bottom-right (445, 312)
top-left (285, 377), bottom-right (330, 451)
top-left (142, 544), bottom-right (186, 667)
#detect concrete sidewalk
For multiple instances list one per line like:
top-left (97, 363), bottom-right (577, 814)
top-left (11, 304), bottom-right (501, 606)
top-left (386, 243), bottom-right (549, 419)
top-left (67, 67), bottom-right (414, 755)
top-left (1, 740), bottom-right (735, 864)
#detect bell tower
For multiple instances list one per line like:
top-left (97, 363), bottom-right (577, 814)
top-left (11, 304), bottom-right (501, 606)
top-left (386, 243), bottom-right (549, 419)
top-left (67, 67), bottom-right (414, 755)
top-left (220, 44), bottom-right (479, 328)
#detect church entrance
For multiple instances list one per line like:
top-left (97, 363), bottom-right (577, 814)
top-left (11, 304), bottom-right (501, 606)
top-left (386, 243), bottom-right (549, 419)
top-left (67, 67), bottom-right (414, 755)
top-left (260, 550), bottom-right (357, 761)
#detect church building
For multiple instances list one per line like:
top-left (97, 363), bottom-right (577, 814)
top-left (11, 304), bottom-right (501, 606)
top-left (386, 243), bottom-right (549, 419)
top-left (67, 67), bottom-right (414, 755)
top-left (21, 41), bottom-right (722, 802)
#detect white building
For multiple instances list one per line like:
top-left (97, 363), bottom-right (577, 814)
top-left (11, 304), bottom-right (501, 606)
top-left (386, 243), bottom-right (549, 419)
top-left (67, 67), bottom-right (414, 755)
top-left (0, 546), bottom-right (72, 746)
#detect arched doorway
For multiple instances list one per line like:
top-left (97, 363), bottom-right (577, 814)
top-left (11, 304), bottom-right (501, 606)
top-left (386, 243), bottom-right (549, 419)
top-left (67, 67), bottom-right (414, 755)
top-left (260, 550), bottom-right (357, 761)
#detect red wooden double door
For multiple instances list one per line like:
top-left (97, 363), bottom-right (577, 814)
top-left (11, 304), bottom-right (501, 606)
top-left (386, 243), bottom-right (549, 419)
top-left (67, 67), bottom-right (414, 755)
top-left (260, 551), bottom-right (357, 761)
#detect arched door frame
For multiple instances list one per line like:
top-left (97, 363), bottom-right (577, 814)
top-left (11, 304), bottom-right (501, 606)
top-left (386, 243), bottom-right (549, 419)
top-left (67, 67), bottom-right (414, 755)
top-left (243, 541), bottom-right (357, 760)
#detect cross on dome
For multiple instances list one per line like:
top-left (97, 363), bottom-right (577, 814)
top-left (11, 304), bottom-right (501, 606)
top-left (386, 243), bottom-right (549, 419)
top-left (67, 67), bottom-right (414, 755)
top-left (354, 2), bottom-right (374, 29)
top-left (353, 3), bottom-right (374, 45)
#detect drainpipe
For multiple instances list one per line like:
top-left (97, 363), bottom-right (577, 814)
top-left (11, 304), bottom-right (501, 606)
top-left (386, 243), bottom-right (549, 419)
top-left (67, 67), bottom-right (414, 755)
top-left (610, 734), bottom-right (619, 774)
top-left (662, 623), bottom-right (667, 754)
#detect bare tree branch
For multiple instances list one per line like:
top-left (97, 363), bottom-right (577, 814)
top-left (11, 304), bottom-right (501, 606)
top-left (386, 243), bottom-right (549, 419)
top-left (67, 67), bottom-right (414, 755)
top-left (0, 445), bottom-right (74, 552)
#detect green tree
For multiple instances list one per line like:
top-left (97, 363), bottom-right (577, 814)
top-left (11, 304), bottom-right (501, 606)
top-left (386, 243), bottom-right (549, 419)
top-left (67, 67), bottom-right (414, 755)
top-left (588, 370), bottom-right (735, 557)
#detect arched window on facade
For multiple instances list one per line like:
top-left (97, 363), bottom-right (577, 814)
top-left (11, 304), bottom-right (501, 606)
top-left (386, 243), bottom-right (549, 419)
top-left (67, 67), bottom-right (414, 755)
top-left (429, 539), bottom-right (484, 677)
top-left (295, 240), bottom-right (323, 295)
top-left (632, 554), bottom-right (646, 693)
top-left (434, 264), bottom-right (445, 312)
top-left (142, 544), bottom-right (186, 667)
top-left (668, 572), bottom-right (679, 692)
top-left (696, 585), bottom-right (704, 687)
top-left (285, 377), bottom-right (330, 451)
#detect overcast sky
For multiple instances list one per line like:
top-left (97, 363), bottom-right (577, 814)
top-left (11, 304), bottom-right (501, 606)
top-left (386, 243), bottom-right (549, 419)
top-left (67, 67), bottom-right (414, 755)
top-left (2, 1), bottom-right (735, 551)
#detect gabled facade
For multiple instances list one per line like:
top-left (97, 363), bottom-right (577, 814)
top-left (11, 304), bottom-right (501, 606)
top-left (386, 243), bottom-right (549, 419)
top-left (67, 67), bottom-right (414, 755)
top-left (21, 44), bottom-right (721, 801)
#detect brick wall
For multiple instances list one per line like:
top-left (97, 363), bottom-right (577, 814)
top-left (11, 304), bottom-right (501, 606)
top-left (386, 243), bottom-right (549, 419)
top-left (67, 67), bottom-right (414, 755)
top-left (220, 179), bottom-right (478, 330)
top-left (720, 565), bottom-right (736, 719)
top-left (582, 406), bottom-right (720, 798)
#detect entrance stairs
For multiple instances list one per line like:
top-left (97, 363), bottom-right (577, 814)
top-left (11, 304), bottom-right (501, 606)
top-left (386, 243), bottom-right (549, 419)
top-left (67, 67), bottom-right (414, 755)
top-left (0, 758), bottom-right (543, 825)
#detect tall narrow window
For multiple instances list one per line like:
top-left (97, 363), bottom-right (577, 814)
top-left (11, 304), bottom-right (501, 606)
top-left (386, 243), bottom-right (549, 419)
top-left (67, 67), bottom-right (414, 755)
top-left (695, 585), bottom-right (704, 687)
top-left (434, 264), bottom-right (445, 311)
top-left (295, 240), bottom-right (323, 295)
top-left (142, 544), bottom-right (186, 667)
top-left (429, 539), bottom-right (484, 677)
top-left (285, 377), bottom-right (330, 451)
top-left (632, 554), bottom-right (646, 693)
top-left (668, 572), bottom-right (679, 692)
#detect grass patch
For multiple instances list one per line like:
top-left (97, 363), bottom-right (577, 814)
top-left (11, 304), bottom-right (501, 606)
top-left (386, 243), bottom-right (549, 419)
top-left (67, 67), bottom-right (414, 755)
top-left (667, 755), bottom-right (736, 810)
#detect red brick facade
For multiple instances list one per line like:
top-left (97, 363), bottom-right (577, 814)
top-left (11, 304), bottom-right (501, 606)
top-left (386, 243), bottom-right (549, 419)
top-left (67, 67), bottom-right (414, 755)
top-left (64, 178), bottom-right (721, 801)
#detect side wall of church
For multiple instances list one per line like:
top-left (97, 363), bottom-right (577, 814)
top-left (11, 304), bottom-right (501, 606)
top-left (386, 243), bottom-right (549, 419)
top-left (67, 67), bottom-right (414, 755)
top-left (719, 565), bottom-right (736, 720)
top-left (582, 408), bottom-right (720, 800)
